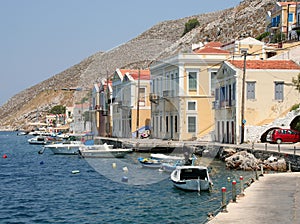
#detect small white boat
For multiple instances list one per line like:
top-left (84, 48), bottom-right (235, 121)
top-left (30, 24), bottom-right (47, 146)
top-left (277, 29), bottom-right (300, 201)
top-left (170, 166), bottom-right (213, 191)
top-left (150, 153), bottom-right (184, 161)
top-left (42, 141), bottom-right (83, 155)
top-left (79, 144), bottom-right (132, 158)
top-left (28, 136), bottom-right (48, 145)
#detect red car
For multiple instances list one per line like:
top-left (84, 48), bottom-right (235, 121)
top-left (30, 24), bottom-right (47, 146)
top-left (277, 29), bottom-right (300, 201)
top-left (267, 128), bottom-right (300, 144)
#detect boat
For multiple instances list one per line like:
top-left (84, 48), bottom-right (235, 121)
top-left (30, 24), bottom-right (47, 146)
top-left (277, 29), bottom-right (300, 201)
top-left (79, 144), bottom-right (132, 158)
top-left (160, 160), bottom-right (185, 172)
top-left (41, 141), bottom-right (83, 155)
top-left (28, 136), bottom-right (48, 145)
top-left (39, 134), bottom-right (93, 155)
top-left (170, 165), bottom-right (213, 191)
top-left (150, 153), bottom-right (184, 161)
top-left (138, 157), bottom-right (162, 168)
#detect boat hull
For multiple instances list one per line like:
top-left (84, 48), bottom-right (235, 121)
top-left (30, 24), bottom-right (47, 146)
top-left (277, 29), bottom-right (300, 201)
top-left (79, 148), bottom-right (132, 158)
top-left (170, 165), bottom-right (212, 191)
top-left (172, 179), bottom-right (210, 191)
top-left (44, 143), bottom-right (82, 155)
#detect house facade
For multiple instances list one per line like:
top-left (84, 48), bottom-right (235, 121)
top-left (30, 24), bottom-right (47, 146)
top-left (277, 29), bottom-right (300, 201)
top-left (112, 69), bottom-right (151, 138)
top-left (214, 59), bottom-right (300, 144)
top-left (91, 80), bottom-right (112, 136)
top-left (267, 2), bottom-right (298, 41)
top-left (150, 43), bottom-right (230, 140)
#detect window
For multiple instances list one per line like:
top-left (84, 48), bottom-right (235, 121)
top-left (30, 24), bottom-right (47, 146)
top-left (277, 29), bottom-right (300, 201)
top-left (247, 82), bottom-right (256, 100)
top-left (175, 115), bottom-right (178, 133)
top-left (188, 72), bottom-right (197, 90)
top-left (188, 101), bottom-right (196, 110)
top-left (188, 116), bottom-right (196, 133)
top-left (139, 87), bottom-right (146, 103)
top-left (288, 13), bottom-right (293, 22)
top-left (166, 116), bottom-right (169, 132)
top-left (275, 82), bottom-right (284, 101)
top-left (210, 71), bottom-right (217, 96)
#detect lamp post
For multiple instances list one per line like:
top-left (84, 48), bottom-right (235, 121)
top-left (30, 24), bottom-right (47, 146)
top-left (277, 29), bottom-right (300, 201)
top-left (240, 48), bottom-right (248, 144)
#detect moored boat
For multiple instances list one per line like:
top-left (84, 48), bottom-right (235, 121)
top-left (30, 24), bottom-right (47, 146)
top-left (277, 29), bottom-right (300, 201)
top-left (28, 136), bottom-right (48, 145)
top-left (138, 157), bottom-right (162, 168)
top-left (79, 144), bottom-right (132, 158)
top-left (170, 165), bottom-right (213, 191)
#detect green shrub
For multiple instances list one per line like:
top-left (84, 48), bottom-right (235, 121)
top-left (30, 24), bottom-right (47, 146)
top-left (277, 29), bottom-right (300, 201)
top-left (182, 18), bottom-right (200, 37)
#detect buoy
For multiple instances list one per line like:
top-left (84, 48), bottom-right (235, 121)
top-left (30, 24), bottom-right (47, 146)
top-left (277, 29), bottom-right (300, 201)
top-left (112, 163), bottom-right (117, 169)
top-left (227, 177), bottom-right (231, 182)
top-left (72, 170), bottom-right (80, 174)
top-left (2, 154), bottom-right (7, 159)
top-left (123, 166), bottom-right (128, 173)
top-left (122, 176), bottom-right (128, 182)
top-left (40, 161), bottom-right (44, 165)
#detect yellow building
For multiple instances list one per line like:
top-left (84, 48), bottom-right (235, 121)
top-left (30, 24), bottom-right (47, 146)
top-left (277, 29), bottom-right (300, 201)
top-left (267, 1), bottom-right (298, 41)
top-left (150, 42), bottom-right (230, 141)
top-left (112, 69), bottom-right (151, 138)
top-left (215, 59), bottom-right (300, 144)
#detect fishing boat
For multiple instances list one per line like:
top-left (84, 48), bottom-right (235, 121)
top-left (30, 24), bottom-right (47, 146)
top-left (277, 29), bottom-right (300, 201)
top-left (138, 157), bottom-right (162, 168)
top-left (160, 160), bottom-right (185, 172)
top-left (79, 143), bottom-right (132, 158)
top-left (170, 165), bottom-right (213, 191)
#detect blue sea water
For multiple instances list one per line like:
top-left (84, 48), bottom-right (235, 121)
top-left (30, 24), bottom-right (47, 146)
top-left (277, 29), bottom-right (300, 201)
top-left (0, 132), bottom-right (255, 224)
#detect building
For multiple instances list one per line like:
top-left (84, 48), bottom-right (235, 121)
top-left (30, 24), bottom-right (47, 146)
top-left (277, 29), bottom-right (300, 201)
top-left (91, 80), bottom-right (112, 136)
top-left (150, 43), bottom-right (230, 141)
top-left (214, 59), bottom-right (300, 144)
top-left (267, 2), bottom-right (298, 42)
top-left (111, 69), bottom-right (151, 138)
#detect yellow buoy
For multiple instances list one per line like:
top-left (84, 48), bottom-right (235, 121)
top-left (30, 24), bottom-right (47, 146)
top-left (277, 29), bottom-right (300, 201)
top-left (112, 163), bottom-right (117, 169)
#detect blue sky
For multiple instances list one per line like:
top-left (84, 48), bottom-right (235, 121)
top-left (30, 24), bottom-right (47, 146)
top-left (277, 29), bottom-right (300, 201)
top-left (0, 0), bottom-right (241, 106)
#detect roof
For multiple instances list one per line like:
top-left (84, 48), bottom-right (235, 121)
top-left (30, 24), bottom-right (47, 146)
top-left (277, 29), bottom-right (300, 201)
top-left (228, 60), bottom-right (300, 70)
top-left (277, 2), bottom-right (298, 7)
top-left (194, 46), bottom-right (229, 54)
top-left (119, 69), bottom-right (150, 80)
top-left (205, 42), bottom-right (223, 48)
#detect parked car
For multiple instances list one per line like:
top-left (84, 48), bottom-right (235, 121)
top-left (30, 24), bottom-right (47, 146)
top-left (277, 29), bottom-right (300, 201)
top-left (267, 128), bottom-right (300, 144)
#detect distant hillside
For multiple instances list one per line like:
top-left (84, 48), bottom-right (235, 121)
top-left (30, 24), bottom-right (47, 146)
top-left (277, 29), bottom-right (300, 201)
top-left (0, 0), bottom-right (276, 130)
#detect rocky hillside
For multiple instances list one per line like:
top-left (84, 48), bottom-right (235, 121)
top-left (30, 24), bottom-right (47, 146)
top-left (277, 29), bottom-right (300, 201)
top-left (0, 0), bottom-right (276, 130)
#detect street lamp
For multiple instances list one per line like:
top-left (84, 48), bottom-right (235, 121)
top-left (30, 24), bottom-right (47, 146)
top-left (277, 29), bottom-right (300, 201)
top-left (240, 48), bottom-right (248, 144)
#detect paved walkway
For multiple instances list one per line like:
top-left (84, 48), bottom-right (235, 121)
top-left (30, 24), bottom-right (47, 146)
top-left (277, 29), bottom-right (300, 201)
top-left (207, 172), bottom-right (300, 224)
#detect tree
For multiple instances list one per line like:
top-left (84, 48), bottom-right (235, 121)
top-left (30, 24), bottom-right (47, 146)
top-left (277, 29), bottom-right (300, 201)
top-left (49, 105), bottom-right (66, 114)
top-left (182, 18), bottom-right (200, 37)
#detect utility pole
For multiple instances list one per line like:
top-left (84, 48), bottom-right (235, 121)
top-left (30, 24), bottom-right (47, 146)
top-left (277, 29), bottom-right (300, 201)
top-left (287, 4), bottom-right (291, 40)
top-left (240, 49), bottom-right (248, 144)
top-left (136, 69), bottom-right (140, 139)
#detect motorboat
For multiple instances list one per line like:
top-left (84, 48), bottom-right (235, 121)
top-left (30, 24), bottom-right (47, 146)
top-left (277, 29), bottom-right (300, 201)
top-left (28, 136), bottom-right (48, 145)
top-left (170, 165), bottom-right (213, 191)
top-left (150, 153), bottom-right (184, 161)
top-left (79, 143), bottom-right (132, 158)
top-left (41, 140), bottom-right (83, 155)
top-left (39, 134), bottom-right (93, 155)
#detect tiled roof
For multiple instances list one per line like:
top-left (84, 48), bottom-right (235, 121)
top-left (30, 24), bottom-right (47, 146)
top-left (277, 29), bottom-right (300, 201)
top-left (228, 60), bottom-right (300, 70)
top-left (194, 47), bottom-right (229, 54)
top-left (205, 42), bottom-right (223, 48)
top-left (119, 69), bottom-right (150, 80)
top-left (278, 2), bottom-right (297, 7)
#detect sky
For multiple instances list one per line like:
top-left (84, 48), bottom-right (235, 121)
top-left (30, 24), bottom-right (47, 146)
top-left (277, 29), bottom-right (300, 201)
top-left (0, 0), bottom-right (241, 106)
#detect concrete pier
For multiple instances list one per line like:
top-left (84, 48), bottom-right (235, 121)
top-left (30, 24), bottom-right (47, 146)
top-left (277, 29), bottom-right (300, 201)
top-left (208, 172), bottom-right (300, 224)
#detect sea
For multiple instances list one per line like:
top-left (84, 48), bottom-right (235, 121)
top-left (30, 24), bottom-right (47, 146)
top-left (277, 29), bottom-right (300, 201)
top-left (0, 131), bottom-right (256, 224)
